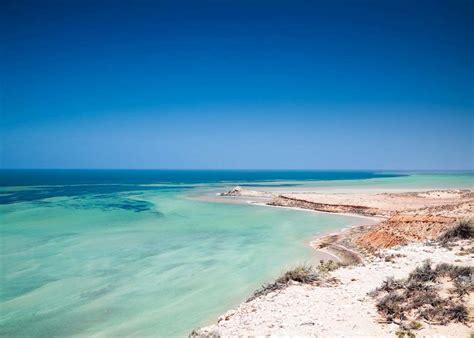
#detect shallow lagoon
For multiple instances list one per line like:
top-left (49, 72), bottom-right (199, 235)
top-left (0, 171), bottom-right (472, 336)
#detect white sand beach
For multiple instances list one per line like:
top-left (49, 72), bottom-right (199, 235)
top-left (194, 186), bottom-right (474, 337)
top-left (197, 240), bottom-right (473, 337)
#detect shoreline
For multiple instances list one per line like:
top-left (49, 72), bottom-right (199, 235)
top-left (251, 201), bottom-right (384, 222)
top-left (191, 189), bottom-right (384, 264)
top-left (195, 187), bottom-right (472, 266)
top-left (195, 238), bottom-right (473, 337)
top-left (251, 201), bottom-right (383, 264)
top-left (194, 187), bottom-right (473, 336)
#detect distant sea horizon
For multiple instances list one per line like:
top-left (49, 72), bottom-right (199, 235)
top-left (1, 168), bottom-right (473, 186)
top-left (0, 169), bottom-right (406, 186)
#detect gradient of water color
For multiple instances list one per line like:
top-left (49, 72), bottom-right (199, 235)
top-left (0, 171), bottom-right (472, 336)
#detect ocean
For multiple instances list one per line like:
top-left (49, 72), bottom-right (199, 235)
top-left (0, 170), bottom-right (472, 336)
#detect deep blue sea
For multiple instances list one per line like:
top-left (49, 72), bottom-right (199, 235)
top-left (0, 169), bottom-right (402, 186)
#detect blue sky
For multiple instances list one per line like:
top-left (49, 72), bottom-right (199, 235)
top-left (1, 0), bottom-right (473, 169)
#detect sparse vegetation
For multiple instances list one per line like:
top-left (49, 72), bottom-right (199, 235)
top-left (276, 264), bottom-right (320, 284)
top-left (438, 219), bottom-right (473, 246)
top-left (395, 329), bottom-right (416, 338)
top-left (189, 328), bottom-right (216, 338)
top-left (378, 277), bottom-right (405, 293)
top-left (376, 293), bottom-right (405, 319)
top-left (407, 259), bottom-right (438, 283)
top-left (384, 253), bottom-right (406, 263)
top-left (435, 263), bottom-right (473, 280)
top-left (445, 303), bottom-right (469, 322)
top-left (456, 245), bottom-right (474, 256)
top-left (394, 320), bottom-right (423, 338)
top-left (248, 264), bottom-right (320, 302)
top-left (317, 259), bottom-right (344, 273)
top-left (371, 260), bottom-right (473, 329)
top-left (407, 320), bottom-right (423, 330)
top-left (453, 276), bottom-right (474, 298)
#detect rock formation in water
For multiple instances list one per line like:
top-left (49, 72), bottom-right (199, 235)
top-left (220, 186), bottom-right (244, 196)
top-left (220, 186), bottom-right (273, 198)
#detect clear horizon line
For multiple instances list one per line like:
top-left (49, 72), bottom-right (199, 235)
top-left (1, 168), bottom-right (473, 172)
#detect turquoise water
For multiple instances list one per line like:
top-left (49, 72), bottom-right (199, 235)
top-left (195, 172), bottom-right (474, 193)
top-left (0, 171), bottom-right (472, 336)
top-left (297, 172), bottom-right (474, 190)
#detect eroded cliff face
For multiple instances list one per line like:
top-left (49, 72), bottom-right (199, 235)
top-left (354, 214), bottom-right (456, 251)
top-left (268, 195), bottom-right (380, 216)
top-left (268, 195), bottom-right (464, 252)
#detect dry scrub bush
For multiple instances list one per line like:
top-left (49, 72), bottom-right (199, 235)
top-left (372, 260), bottom-right (472, 328)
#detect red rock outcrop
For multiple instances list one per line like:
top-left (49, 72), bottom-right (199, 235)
top-left (354, 214), bottom-right (456, 251)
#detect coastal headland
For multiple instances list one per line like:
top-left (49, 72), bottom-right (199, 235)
top-left (194, 186), bottom-right (474, 337)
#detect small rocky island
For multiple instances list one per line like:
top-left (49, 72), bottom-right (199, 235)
top-left (220, 186), bottom-right (273, 198)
